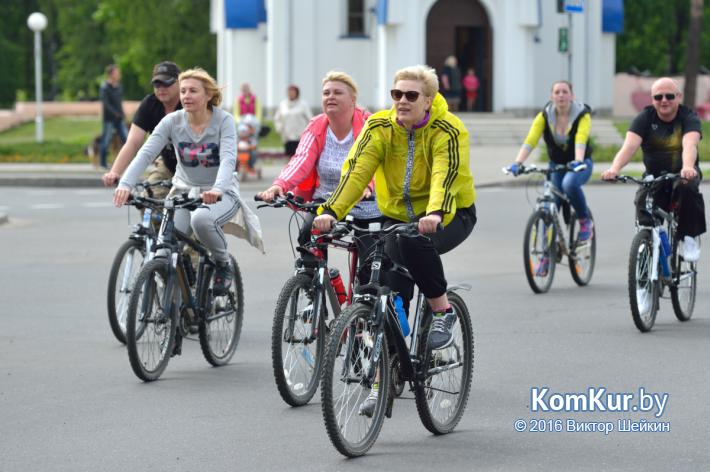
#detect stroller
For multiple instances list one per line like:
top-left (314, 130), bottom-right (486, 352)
top-left (236, 114), bottom-right (264, 180)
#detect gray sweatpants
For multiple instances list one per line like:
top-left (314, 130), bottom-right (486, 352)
top-left (173, 192), bottom-right (240, 263)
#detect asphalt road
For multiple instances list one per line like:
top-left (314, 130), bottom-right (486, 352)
top-left (1, 182), bottom-right (709, 471)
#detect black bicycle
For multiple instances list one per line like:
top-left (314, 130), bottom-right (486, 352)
top-left (256, 193), bottom-right (360, 407)
top-left (107, 180), bottom-right (171, 344)
top-left (125, 192), bottom-right (244, 381)
top-left (612, 173), bottom-right (697, 332)
top-left (319, 220), bottom-right (474, 457)
top-left (504, 163), bottom-right (596, 293)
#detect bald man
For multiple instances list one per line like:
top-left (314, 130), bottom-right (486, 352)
top-left (602, 77), bottom-right (705, 261)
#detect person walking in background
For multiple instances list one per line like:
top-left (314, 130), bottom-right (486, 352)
top-left (273, 85), bottom-right (312, 157)
top-left (99, 64), bottom-right (128, 170)
top-left (101, 61), bottom-right (182, 192)
top-left (510, 80), bottom-right (594, 257)
top-left (439, 55), bottom-right (462, 111)
top-left (462, 67), bottom-right (480, 111)
top-left (234, 82), bottom-right (262, 123)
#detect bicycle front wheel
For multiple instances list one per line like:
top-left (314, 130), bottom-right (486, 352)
top-left (272, 273), bottom-right (326, 406)
top-left (107, 239), bottom-right (145, 344)
top-left (523, 210), bottom-right (556, 293)
top-left (628, 230), bottom-right (659, 332)
top-left (670, 236), bottom-right (696, 321)
top-left (126, 258), bottom-right (177, 381)
top-left (199, 255), bottom-right (244, 366)
top-left (568, 211), bottom-right (596, 286)
top-left (321, 302), bottom-right (389, 457)
top-left (414, 291), bottom-right (474, 434)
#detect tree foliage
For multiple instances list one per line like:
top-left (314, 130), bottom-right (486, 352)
top-left (616, 0), bottom-right (709, 75)
top-left (2, 0), bottom-right (215, 104)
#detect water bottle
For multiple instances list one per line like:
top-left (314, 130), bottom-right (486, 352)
top-left (329, 268), bottom-right (347, 305)
top-left (658, 229), bottom-right (671, 277)
top-left (394, 295), bottom-right (410, 337)
top-left (142, 208), bottom-right (152, 227)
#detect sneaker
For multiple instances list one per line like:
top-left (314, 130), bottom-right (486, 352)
top-left (428, 307), bottom-right (457, 350)
top-left (358, 384), bottom-right (379, 417)
top-left (578, 218), bottom-right (594, 243)
top-left (534, 257), bottom-right (550, 277)
top-left (213, 261), bottom-right (233, 296)
top-left (682, 236), bottom-right (700, 262)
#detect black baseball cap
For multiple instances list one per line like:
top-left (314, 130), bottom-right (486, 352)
top-left (151, 61), bottom-right (180, 85)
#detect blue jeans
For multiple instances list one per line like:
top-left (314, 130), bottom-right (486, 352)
top-left (550, 158), bottom-right (592, 219)
top-left (99, 119), bottom-right (128, 167)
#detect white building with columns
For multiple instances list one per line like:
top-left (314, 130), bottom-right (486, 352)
top-left (209, 0), bottom-right (623, 114)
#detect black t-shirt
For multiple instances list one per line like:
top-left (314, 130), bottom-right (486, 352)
top-left (132, 94), bottom-right (183, 173)
top-left (628, 105), bottom-right (702, 176)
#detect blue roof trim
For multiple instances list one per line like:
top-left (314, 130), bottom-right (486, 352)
top-left (225, 0), bottom-right (266, 29)
top-left (602, 0), bottom-right (623, 33)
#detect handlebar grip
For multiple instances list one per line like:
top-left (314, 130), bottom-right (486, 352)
top-left (254, 194), bottom-right (263, 201)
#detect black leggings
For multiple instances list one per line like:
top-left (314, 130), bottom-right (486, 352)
top-left (384, 205), bottom-right (477, 306)
top-left (634, 179), bottom-right (706, 238)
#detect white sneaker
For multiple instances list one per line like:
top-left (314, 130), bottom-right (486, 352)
top-left (682, 236), bottom-right (700, 262)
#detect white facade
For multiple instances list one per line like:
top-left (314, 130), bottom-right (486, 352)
top-left (210, 0), bottom-right (618, 115)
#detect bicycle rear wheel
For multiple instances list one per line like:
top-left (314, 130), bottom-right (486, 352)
top-left (628, 230), bottom-right (659, 332)
top-left (272, 273), bottom-right (326, 406)
top-left (199, 255), bottom-right (244, 366)
top-left (107, 239), bottom-right (145, 344)
top-left (321, 302), bottom-right (389, 457)
top-left (670, 236), bottom-right (696, 321)
top-left (414, 291), bottom-right (474, 434)
top-left (523, 210), bottom-right (556, 293)
top-left (568, 211), bottom-right (596, 286)
top-left (126, 258), bottom-right (177, 381)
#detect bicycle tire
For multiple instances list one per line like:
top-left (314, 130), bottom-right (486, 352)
top-left (523, 210), bottom-right (556, 293)
top-left (670, 236), bottom-right (696, 322)
top-left (271, 273), bottom-right (326, 406)
top-left (414, 291), bottom-right (474, 435)
top-left (628, 230), bottom-right (659, 332)
top-left (321, 302), bottom-right (389, 457)
top-left (126, 258), bottom-right (177, 381)
top-left (568, 210), bottom-right (596, 286)
top-left (199, 255), bottom-right (244, 366)
top-left (107, 239), bottom-right (145, 344)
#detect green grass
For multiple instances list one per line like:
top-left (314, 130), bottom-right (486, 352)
top-left (0, 116), bottom-right (284, 163)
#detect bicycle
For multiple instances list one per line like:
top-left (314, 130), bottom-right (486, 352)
top-left (503, 163), bottom-right (596, 293)
top-left (125, 192), bottom-right (244, 381)
top-left (612, 173), bottom-right (697, 332)
top-left (255, 193), bottom-right (359, 406)
top-left (106, 180), bottom-right (171, 344)
top-left (319, 220), bottom-right (474, 457)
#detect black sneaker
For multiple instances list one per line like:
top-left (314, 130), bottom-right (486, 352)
top-left (213, 261), bottom-right (232, 296)
top-left (428, 307), bottom-right (457, 350)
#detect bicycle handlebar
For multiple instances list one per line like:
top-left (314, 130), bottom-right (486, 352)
top-left (254, 192), bottom-right (320, 213)
top-left (611, 173), bottom-right (681, 186)
top-left (502, 163), bottom-right (587, 176)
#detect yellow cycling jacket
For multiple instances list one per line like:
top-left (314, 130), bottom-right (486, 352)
top-left (319, 93), bottom-right (475, 226)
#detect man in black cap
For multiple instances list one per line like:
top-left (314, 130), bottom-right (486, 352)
top-left (102, 61), bottom-right (182, 192)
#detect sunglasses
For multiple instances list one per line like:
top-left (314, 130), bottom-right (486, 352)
top-left (653, 93), bottom-right (677, 101)
top-left (390, 89), bottom-right (421, 102)
top-left (152, 79), bottom-right (176, 88)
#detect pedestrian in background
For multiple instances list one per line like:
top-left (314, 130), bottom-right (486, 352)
top-left (439, 55), bottom-right (461, 111)
top-left (462, 67), bottom-right (479, 111)
top-left (273, 85), bottom-right (312, 157)
top-left (99, 64), bottom-right (128, 169)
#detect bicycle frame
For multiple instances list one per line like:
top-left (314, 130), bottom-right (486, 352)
top-left (637, 185), bottom-right (677, 285)
top-left (535, 172), bottom-right (576, 260)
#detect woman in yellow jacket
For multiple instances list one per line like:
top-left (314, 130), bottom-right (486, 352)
top-left (314, 64), bottom-right (476, 354)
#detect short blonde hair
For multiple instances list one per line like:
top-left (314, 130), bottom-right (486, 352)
top-left (179, 68), bottom-right (222, 108)
top-left (321, 71), bottom-right (359, 99)
top-left (393, 65), bottom-right (439, 97)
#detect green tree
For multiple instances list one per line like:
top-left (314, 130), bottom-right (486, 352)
top-left (617, 0), bottom-right (709, 75)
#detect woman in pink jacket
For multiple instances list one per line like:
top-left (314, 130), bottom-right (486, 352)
top-left (258, 71), bottom-right (380, 247)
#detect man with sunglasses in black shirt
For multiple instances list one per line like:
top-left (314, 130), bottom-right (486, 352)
top-left (102, 61), bottom-right (182, 196)
top-left (602, 77), bottom-right (705, 261)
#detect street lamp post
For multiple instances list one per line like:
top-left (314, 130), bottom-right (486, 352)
top-left (27, 12), bottom-right (48, 143)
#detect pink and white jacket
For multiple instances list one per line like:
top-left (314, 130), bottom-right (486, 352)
top-left (273, 107), bottom-right (370, 201)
